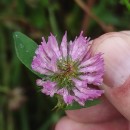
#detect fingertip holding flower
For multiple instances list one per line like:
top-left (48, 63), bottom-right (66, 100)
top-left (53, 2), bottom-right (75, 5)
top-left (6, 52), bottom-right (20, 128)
top-left (32, 31), bottom-right (104, 108)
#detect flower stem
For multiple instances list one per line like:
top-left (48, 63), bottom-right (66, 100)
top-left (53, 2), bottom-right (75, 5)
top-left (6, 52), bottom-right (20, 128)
top-left (52, 95), bottom-right (65, 111)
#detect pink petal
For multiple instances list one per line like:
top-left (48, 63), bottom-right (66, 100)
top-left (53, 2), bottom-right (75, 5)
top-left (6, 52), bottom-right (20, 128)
top-left (79, 53), bottom-right (103, 67)
top-left (36, 79), bottom-right (44, 86)
top-left (60, 32), bottom-right (67, 58)
top-left (41, 81), bottom-right (57, 97)
top-left (50, 55), bottom-right (58, 72)
top-left (79, 63), bottom-right (103, 73)
top-left (73, 89), bottom-right (89, 100)
top-left (42, 40), bottom-right (54, 59)
top-left (74, 97), bottom-right (85, 106)
top-left (69, 31), bottom-right (89, 61)
top-left (72, 79), bottom-right (87, 88)
top-left (31, 56), bottom-right (50, 75)
top-left (79, 75), bottom-right (103, 86)
top-left (48, 34), bottom-right (61, 59)
top-left (83, 89), bottom-right (104, 99)
top-left (57, 88), bottom-right (74, 104)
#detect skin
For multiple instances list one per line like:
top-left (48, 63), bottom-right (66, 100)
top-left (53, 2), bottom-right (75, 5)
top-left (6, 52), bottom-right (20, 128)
top-left (55, 31), bottom-right (130, 130)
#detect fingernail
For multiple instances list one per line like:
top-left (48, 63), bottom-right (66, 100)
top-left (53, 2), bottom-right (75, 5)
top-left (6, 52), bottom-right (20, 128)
top-left (94, 36), bottom-right (130, 88)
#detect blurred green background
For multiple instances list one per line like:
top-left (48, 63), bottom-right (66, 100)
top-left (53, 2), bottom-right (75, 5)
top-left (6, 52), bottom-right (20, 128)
top-left (0, 0), bottom-right (130, 130)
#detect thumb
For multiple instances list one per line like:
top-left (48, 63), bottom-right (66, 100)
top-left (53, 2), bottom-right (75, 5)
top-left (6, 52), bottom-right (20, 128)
top-left (92, 31), bottom-right (130, 121)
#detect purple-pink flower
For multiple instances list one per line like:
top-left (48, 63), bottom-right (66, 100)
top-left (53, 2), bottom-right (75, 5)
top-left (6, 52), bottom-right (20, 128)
top-left (31, 31), bottom-right (104, 106)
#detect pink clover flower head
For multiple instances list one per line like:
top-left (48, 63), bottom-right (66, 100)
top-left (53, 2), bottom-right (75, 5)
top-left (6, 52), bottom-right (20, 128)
top-left (31, 31), bottom-right (104, 106)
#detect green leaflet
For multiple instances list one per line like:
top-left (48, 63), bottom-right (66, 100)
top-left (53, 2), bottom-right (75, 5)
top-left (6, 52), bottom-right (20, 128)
top-left (65, 99), bottom-right (101, 110)
top-left (13, 32), bottom-right (44, 78)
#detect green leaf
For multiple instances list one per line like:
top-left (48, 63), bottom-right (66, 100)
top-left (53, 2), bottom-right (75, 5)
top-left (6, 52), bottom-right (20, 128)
top-left (65, 99), bottom-right (101, 110)
top-left (13, 32), bottom-right (44, 78)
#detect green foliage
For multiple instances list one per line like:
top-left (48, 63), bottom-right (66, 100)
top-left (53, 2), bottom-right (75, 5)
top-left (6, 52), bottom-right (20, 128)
top-left (121, 0), bottom-right (130, 11)
top-left (14, 32), bottom-right (44, 78)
